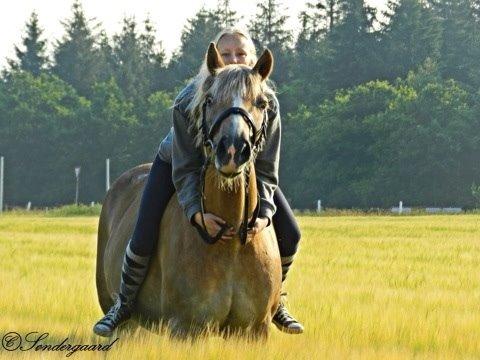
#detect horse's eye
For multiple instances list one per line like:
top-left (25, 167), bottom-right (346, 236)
top-left (206, 95), bottom-right (213, 106)
top-left (256, 98), bottom-right (268, 110)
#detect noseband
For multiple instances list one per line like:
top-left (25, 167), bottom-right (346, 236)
top-left (192, 98), bottom-right (268, 245)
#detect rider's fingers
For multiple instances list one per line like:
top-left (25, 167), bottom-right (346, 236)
top-left (224, 227), bottom-right (235, 235)
top-left (206, 223), bottom-right (221, 235)
top-left (220, 227), bottom-right (235, 239)
top-left (248, 227), bottom-right (258, 235)
top-left (207, 214), bottom-right (226, 224)
top-left (205, 217), bottom-right (220, 226)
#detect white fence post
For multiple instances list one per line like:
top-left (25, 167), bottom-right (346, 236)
top-left (106, 158), bottom-right (110, 192)
top-left (317, 199), bottom-right (322, 213)
top-left (399, 201), bottom-right (403, 214)
top-left (75, 166), bottom-right (81, 205)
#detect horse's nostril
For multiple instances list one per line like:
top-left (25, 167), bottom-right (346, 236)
top-left (237, 140), bottom-right (251, 165)
top-left (242, 142), bottom-right (250, 157)
top-left (217, 136), bottom-right (228, 154)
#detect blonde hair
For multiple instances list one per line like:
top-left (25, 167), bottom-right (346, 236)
top-left (194, 27), bottom-right (258, 82)
top-left (213, 27), bottom-right (258, 66)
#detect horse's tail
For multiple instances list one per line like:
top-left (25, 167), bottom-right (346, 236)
top-left (95, 163), bottom-right (152, 315)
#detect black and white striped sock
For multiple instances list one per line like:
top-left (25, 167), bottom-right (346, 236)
top-left (281, 255), bottom-right (295, 282)
top-left (118, 241), bottom-right (151, 308)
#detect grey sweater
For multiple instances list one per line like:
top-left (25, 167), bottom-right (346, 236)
top-left (157, 82), bottom-right (281, 224)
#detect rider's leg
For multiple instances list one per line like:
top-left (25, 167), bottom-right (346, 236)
top-left (271, 186), bottom-right (303, 334)
top-left (93, 153), bottom-right (175, 337)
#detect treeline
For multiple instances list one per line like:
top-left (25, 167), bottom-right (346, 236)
top-left (0, 0), bottom-right (479, 208)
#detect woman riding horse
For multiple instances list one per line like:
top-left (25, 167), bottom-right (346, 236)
top-left (93, 28), bottom-right (303, 337)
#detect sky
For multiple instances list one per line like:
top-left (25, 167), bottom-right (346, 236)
top-left (0, 0), bottom-right (388, 69)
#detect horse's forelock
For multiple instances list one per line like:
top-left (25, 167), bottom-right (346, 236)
top-left (211, 66), bottom-right (263, 103)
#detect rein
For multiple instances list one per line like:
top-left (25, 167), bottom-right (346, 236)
top-left (192, 99), bottom-right (267, 245)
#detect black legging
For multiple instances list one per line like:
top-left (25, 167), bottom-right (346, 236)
top-left (130, 153), bottom-right (301, 257)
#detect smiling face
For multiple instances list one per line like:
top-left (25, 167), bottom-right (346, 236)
top-left (203, 43), bottom-right (274, 178)
top-left (216, 33), bottom-right (256, 67)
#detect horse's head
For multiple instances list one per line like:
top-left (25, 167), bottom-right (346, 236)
top-left (200, 43), bottom-right (274, 178)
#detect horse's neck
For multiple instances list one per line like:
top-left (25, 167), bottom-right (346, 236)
top-left (203, 164), bottom-right (258, 232)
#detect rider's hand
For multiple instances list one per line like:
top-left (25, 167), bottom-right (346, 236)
top-left (193, 212), bottom-right (235, 242)
top-left (247, 217), bottom-right (269, 237)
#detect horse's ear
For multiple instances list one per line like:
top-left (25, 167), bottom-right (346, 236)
top-left (207, 42), bottom-right (225, 76)
top-left (252, 49), bottom-right (274, 81)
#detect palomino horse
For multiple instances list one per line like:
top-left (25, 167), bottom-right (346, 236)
top-left (95, 43), bottom-right (281, 338)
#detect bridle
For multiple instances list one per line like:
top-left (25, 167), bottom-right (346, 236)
top-left (192, 97), bottom-right (268, 245)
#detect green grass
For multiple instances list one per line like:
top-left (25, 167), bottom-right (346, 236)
top-left (3, 204), bottom-right (103, 217)
top-left (0, 214), bottom-right (479, 359)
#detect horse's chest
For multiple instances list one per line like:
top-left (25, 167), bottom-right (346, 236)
top-left (161, 266), bottom-right (234, 324)
top-left (160, 222), bottom-right (281, 329)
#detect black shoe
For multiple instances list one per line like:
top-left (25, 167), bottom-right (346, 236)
top-left (93, 240), bottom-right (150, 337)
top-left (93, 297), bottom-right (132, 337)
top-left (272, 295), bottom-right (304, 334)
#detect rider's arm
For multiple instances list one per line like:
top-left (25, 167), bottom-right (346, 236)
top-left (255, 93), bottom-right (281, 226)
top-left (171, 90), bottom-right (204, 224)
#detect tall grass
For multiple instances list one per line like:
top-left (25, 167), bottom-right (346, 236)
top-left (2, 204), bottom-right (102, 217)
top-left (0, 214), bottom-right (479, 359)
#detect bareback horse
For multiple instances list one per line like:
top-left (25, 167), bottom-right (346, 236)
top-left (95, 43), bottom-right (282, 338)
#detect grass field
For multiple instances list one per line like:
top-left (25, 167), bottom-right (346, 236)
top-left (0, 213), bottom-right (479, 359)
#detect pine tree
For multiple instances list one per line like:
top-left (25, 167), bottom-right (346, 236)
top-left (326, 0), bottom-right (380, 89)
top-left (248, 0), bottom-right (293, 85)
top-left (169, 8), bottom-right (222, 83)
top-left (291, 3), bottom-right (332, 110)
top-left (297, 4), bottom-right (322, 47)
top-left (111, 17), bottom-right (167, 115)
top-left (96, 30), bottom-right (115, 83)
top-left (296, 0), bottom-right (343, 53)
top-left (303, 0), bottom-right (343, 34)
top-left (8, 12), bottom-right (48, 76)
top-left (428, 0), bottom-right (480, 86)
top-left (296, 0), bottom-right (346, 64)
top-left (471, 0), bottom-right (480, 85)
top-left (379, 0), bottom-right (441, 81)
top-left (470, 0), bottom-right (480, 21)
top-left (112, 18), bottom-right (149, 105)
top-left (215, 0), bottom-right (239, 28)
top-left (52, 1), bottom-right (104, 97)
top-left (139, 18), bottom-right (168, 91)
top-left (249, 0), bottom-right (292, 50)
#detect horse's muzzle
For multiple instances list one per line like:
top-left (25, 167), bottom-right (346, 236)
top-left (215, 135), bottom-right (251, 175)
